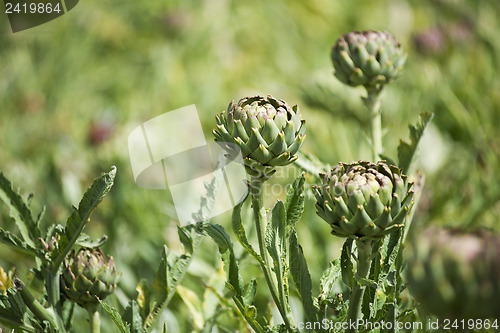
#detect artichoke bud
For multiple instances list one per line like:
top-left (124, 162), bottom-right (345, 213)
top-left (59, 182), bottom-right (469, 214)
top-left (407, 228), bottom-right (500, 319)
top-left (313, 161), bottom-right (413, 240)
top-left (62, 247), bottom-right (121, 309)
top-left (213, 95), bottom-right (306, 180)
top-left (331, 31), bottom-right (406, 90)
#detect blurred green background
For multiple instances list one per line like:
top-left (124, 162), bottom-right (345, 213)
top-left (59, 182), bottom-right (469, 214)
top-left (1, 0), bottom-right (499, 331)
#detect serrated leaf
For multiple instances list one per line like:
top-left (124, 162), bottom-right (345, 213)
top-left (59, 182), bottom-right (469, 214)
top-left (0, 227), bottom-right (41, 258)
top-left (204, 223), bottom-right (243, 296)
top-left (145, 229), bottom-right (202, 332)
top-left (123, 300), bottom-right (144, 333)
top-left (284, 174), bottom-right (306, 230)
top-left (0, 288), bottom-right (26, 321)
top-left (51, 167), bottom-right (116, 273)
top-left (354, 276), bottom-right (377, 289)
top-left (232, 194), bottom-right (262, 264)
top-left (289, 230), bottom-right (317, 324)
top-left (100, 300), bottom-right (131, 333)
top-left (341, 239), bottom-right (355, 289)
top-left (243, 279), bottom-right (258, 306)
top-left (380, 229), bottom-right (402, 281)
top-left (318, 259), bottom-right (342, 303)
top-left (75, 233), bottom-right (108, 248)
top-left (362, 251), bottom-right (382, 319)
top-left (151, 246), bottom-right (168, 305)
top-left (397, 111), bottom-right (434, 173)
top-left (0, 172), bottom-right (40, 248)
top-left (177, 226), bottom-right (193, 255)
top-left (265, 201), bottom-right (286, 264)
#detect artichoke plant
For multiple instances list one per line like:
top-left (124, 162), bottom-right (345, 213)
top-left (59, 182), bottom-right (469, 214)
top-left (407, 228), bottom-right (500, 319)
top-left (62, 247), bottom-right (120, 309)
top-left (331, 30), bottom-right (406, 90)
top-left (213, 95), bottom-right (306, 179)
top-left (313, 161), bottom-right (414, 240)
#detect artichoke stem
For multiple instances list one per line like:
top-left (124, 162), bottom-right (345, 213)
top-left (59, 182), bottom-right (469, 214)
top-left (88, 307), bottom-right (100, 333)
top-left (13, 277), bottom-right (59, 331)
top-left (346, 239), bottom-right (373, 333)
top-left (249, 176), bottom-right (297, 333)
top-left (364, 87), bottom-right (383, 162)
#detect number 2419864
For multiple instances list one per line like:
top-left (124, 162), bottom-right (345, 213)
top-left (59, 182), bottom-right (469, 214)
top-left (5, 2), bottom-right (61, 14)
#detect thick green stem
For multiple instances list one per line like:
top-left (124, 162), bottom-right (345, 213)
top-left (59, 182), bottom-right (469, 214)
top-left (249, 177), bottom-right (297, 333)
top-left (346, 240), bottom-right (373, 333)
top-left (363, 87), bottom-right (383, 162)
top-left (88, 308), bottom-right (100, 333)
top-left (13, 277), bottom-right (59, 330)
top-left (47, 271), bottom-right (67, 332)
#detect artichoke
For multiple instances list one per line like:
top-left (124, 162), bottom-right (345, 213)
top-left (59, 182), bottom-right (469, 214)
top-left (331, 31), bottom-right (406, 89)
top-left (213, 95), bottom-right (306, 178)
top-left (62, 247), bottom-right (120, 309)
top-left (407, 228), bottom-right (500, 319)
top-left (313, 161), bottom-right (413, 240)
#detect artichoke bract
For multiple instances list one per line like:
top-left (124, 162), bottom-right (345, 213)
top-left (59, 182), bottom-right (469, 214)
top-left (213, 95), bottom-right (306, 179)
top-left (313, 161), bottom-right (413, 240)
top-left (407, 228), bottom-right (500, 319)
top-left (62, 247), bottom-right (120, 309)
top-left (331, 31), bottom-right (406, 89)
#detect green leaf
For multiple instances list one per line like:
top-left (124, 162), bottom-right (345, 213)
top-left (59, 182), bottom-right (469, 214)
top-left (232, 194), bottom-right (262, 264)
top-left (99, 301), bottom-right (131, 333)
top-left (362, 251), bottom-right (381, 320)
top-left (318, 259), bottom-right (342, 304)
top-left (243, 279), bottom-right (258, 306)
top-left (265, 200), bottom-right (286, 265)
top-left (144, 227), bottom-right (203, 332)
top-left (341, 239), bottom-right (355, 289)
top-left (75, 233), bottom-right (108, 248)
top-left (202, 223), bottom-right (268, 333)
top-left (289, 230), bottom-right (318, 325)
top-left (284, 174), bottom-right (306, 230)
top-left (0, 288), bottom-right (26, 323)
top-left (123, 300), bottom-right (144, 333)
top-left (203, 223), bottom-right (243, 296)
top-left (0, 227), bottom-right (41, 258)
top-left (0, 172), bottom-right (40, 248)
top-left (51, 167), bottom-right (116, 273)
top-left (397, 111), bottom-right (434, 173)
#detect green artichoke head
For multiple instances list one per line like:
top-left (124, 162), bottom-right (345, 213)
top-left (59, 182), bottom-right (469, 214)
top-left (62, 247), bottom-right (120, 309)
top-left (407, 228), bottom-right (500, 319)
top-left (313, 161), bottom-right (413, 240)
top-left (213, 95), bottom-right (306, 179)
top-left (331, 30), bottom-right (406, 90)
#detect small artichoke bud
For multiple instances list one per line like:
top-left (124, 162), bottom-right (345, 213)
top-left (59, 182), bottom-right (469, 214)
top-left (331, 31), bottom-right (406, 89)
top-left (407, 228), bottom-right (500, 319)
top-left (213, 95), bottom-right (306, 179)
top-left (62, 247), bottom-right (121, 309)
top-left (313, 161), bottom-right (413, 240)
